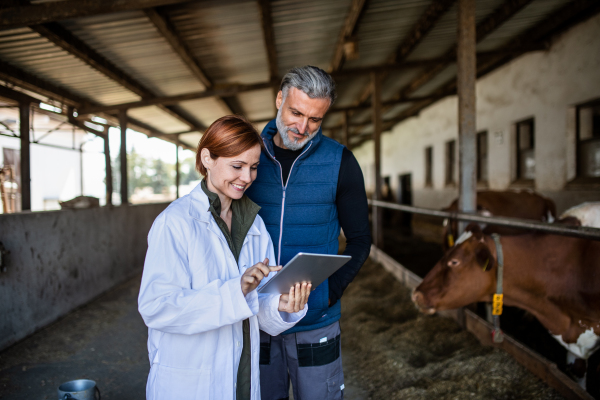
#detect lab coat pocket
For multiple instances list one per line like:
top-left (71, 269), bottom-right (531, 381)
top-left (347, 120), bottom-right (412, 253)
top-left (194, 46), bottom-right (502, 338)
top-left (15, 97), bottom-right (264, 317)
top-left (155, 364), bottom-right (211, 400)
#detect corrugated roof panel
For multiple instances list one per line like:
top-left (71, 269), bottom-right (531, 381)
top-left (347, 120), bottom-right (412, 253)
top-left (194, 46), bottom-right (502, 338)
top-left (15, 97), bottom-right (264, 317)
top-left (61, 11), bottom-right (206, 97)
top-left (128, 106), bottom-right (191, 134)
top-left (381, 68), bottom-right (422, 100)
top-left (410, 63), bottom-right (457, 97)
top-left (477, 0), bottom-right (570, 51)
top-left (334, 75), bottom-right (371, 107)
top-left (178, 98), bottom-right (232, 128)
top-left (407, 0), bottom-right (504, 60)
top-left (383, 103), bottom-right (412, 119)
top-left (344, 0), bottom-right (432, 69)
top-left (0, 27), bottom-right (140, 106)
top-left (179, 132), bottom-right (203, 148)
top-left (169, 0), bottom-right (271, 84)
top-left (237, 89), bottom-right (276, 121)
top-left (272, 0), bottom-right (353, 75)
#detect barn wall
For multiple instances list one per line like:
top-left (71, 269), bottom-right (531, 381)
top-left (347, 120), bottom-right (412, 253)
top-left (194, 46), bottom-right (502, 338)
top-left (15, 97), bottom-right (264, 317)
top-left (353, 13), bottom-right (600, 214)
top-left (0, 203), bottom-right (168, 351)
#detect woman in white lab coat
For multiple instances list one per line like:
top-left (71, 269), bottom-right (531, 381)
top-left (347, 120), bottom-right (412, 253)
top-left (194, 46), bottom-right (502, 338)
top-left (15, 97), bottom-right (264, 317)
top-left (138, 115), bottom-right (310, 400)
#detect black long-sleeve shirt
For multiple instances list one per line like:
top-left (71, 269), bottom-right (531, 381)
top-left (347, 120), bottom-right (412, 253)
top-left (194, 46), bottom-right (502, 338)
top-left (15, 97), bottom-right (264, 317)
top-left (272, 145), bottom-right (371, 306)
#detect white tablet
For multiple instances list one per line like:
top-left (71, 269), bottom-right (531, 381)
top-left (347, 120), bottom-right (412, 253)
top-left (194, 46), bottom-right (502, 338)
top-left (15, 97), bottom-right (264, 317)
top-left (258, 253), bottom-right (351, 295)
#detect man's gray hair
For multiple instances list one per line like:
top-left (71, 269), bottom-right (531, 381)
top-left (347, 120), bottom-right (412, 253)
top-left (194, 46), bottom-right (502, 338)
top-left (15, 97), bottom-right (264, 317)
top-left (280, 66), bottom-right (337, 106)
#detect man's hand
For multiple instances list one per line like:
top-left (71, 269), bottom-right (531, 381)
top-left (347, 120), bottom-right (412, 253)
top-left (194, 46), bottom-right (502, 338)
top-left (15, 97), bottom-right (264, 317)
top-left (278, 282), bottom-right (311, 313)
top-left (241, 258), bottom-right (281, 296)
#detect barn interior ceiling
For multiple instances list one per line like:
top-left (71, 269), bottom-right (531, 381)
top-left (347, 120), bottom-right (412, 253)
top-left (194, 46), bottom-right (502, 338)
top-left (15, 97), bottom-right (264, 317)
top-left (0, 0), bottom-right (599, 150)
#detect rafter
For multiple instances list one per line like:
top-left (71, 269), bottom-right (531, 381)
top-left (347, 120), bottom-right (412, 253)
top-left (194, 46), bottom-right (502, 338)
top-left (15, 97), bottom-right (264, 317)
top-left (330, 0), bottom-right (369, 73)
top-left (257, 0), bottom-right (278, 86)
top-left (0, 0), bottom-right (189, 30)
top-left (144, 8), bottom-right (241, 115)
top-left (30, 22), bottom-right (206, 131)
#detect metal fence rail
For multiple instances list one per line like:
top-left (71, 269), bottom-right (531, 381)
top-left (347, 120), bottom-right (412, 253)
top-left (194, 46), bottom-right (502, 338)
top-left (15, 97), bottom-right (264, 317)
top-left (368, 199), bottom-right (600, 241)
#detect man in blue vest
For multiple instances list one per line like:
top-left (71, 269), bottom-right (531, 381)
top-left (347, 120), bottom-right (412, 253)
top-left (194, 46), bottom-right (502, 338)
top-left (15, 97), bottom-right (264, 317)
top-left (245, 66), bottom-right (371, 399)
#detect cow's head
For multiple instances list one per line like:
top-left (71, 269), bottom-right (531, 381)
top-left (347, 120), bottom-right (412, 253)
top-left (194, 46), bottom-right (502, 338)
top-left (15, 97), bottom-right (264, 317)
top-left (413, 223), bottom-right (497, 314)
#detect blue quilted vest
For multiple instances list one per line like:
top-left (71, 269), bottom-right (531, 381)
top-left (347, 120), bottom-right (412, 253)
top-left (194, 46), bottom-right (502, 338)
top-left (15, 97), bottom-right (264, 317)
top-left (245, 119), bottom-right (344, 334)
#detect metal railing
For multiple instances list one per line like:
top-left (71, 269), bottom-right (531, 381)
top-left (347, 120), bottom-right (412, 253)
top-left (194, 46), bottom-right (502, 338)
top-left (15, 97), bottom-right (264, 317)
top-left (368, 199), bottom-right (600, 241)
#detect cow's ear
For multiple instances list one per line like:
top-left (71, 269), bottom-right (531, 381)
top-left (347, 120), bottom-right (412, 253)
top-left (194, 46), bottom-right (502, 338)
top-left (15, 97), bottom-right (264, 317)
top-left (475, 243), bottom-right (495, 272)
top-left (465, 223), bottom-right (484, 240)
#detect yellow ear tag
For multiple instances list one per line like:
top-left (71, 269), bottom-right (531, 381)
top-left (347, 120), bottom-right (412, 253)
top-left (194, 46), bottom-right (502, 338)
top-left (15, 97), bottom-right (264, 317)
top-left (492, 294), bottom-right (503, 315)
top-left (482, 258), bottom-right (489, 271)
top-left (448, 234), bottom-right (454, 247)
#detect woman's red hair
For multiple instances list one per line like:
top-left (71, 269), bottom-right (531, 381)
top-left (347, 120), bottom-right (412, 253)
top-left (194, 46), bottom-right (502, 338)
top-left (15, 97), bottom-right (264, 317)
top-left (196, 115), bottom-right (264, 177)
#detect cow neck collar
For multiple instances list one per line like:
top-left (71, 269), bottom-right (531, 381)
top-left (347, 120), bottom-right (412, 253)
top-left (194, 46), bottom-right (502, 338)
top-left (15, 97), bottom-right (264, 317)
top-left (490, 233), bottom-right (504, 343)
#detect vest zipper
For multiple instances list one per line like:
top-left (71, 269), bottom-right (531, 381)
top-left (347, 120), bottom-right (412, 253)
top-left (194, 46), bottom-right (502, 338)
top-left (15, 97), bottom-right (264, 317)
top-left (264, 141), bottom-right (313, 265)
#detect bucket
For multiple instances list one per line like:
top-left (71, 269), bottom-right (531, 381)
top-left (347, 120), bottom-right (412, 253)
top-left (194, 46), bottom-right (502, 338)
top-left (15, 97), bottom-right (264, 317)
top-left (57, 379), bottom-right (101, 400)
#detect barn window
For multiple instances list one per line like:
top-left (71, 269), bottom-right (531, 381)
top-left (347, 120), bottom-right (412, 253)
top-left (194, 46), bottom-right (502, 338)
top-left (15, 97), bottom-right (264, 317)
top-left (445, 140), bottom-right (456, 185)
top-left (577, 100), bottom-right (600, 179)
top-left (477, 131), bottom-right (488, 183)
top-left (425, 146), bottom-right (433, 187)
top-left (516, 119), bottom-right (535, 180)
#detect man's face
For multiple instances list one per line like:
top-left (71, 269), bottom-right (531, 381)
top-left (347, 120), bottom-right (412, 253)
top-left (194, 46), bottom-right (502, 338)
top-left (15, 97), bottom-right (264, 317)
top-left (274, 87), bottom-right (330, 150)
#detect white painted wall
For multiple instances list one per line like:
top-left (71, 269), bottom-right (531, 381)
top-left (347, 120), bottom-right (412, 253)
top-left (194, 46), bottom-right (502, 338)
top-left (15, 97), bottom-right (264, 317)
top-left (352, 13), bottom-right (600, 213)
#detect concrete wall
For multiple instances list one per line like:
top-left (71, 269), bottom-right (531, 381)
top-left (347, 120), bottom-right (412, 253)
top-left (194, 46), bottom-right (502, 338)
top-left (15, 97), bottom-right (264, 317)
top-left (0, 203), bottom-right (168, 351)
top-left (353, 13), bottom-right (600, 214)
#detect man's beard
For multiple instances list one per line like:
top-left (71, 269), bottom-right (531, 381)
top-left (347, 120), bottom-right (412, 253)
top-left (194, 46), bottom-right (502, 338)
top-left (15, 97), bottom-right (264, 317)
top-left (275, 107), bottom-right (319, 151)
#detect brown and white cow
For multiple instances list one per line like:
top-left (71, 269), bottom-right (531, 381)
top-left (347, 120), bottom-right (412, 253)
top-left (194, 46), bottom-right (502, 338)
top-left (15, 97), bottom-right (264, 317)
top-left (413, 222), bottom-right (600, 388)
top-left (442, 190), bottom-right (557, 249)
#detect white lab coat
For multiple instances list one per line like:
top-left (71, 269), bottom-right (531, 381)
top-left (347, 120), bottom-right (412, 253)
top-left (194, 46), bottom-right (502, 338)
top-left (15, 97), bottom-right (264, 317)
top-left (138, 184), bottom-right (307, 400)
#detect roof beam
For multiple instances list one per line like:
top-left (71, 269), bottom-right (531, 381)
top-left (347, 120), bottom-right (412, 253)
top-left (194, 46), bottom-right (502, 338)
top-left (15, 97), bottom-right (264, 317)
top-left (144, 7), bottom-right (241, 115)
top-left (0, 58), bottom-right (89, 107)
top-left (330, 93), bottom-right (452, 113)
top-left (330, 45), bottom-right (544, 78)
top-left (0, 0), bottom-right (190, 30)
top-left (330, 0), bottom-right (369, 73)
top-left (144, 8), bottom-right (211, 88)
top-left (257, 0), bottom-right (278, 85)
top-left (0, 84), bottom-right (41, 106)
top-left (30, 22), bottom-right (206, 131)
top-left (391, 0), bottom-right (457, 65)
top-left (79, 81), bottom-right (275, 115)
top-left (74, 47), bottom-right (543, 115)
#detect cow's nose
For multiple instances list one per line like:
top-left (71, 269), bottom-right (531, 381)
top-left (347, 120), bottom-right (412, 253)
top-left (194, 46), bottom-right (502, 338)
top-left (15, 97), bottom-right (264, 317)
top-left (412, 290), bottom-right (425, 306)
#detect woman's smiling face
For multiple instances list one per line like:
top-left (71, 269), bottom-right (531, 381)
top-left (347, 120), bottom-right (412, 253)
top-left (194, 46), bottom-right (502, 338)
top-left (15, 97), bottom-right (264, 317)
top-left (202, 144), bottom-right (262, 201)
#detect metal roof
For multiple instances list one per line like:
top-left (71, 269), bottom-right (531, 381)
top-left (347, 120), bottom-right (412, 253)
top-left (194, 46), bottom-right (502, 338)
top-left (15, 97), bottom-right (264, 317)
top-left (0, 0), bottom-right (596, 150)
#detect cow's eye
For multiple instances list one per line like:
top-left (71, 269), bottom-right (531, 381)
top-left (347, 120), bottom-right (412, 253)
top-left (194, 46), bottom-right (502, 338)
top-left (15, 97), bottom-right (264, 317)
top-left (447, 259), bottom-right (460, 267)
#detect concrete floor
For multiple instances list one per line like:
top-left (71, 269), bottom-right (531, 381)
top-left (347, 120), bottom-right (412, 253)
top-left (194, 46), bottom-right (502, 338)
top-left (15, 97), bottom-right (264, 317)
top-left (0, 275), bottom-right (149, 400)
top-left (0, 274), bottom-right (368, 400)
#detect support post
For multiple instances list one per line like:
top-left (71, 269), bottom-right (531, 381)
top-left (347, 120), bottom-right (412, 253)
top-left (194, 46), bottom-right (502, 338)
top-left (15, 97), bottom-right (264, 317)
top-left (342, 111), bottom-right (349, 147)
top-left (119, 110), bottom-right (128, 205)
top-left (371, 72), bottom-right (383, 248)
top-left (175, 140), bottom-right (180, 199)
top-left (457, 0), bottom-right (477, 233)
top-left (104, 127), bottom-right (113, 206)
top-left (19, 102), bottom-right (31, 211)
top-left (79, 142), bottom-right (84, 196)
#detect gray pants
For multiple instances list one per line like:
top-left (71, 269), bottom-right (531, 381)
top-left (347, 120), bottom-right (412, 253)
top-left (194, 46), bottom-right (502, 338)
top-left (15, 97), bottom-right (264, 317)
top-left (259, 321), bottom-right (344, 400)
